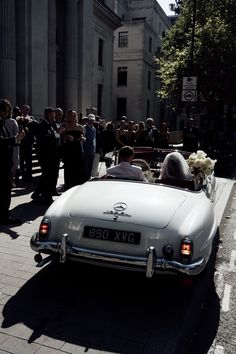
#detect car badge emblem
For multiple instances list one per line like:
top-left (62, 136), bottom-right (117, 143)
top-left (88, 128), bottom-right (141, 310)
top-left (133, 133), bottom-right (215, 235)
top-left (113, 202), bottom-right (127, 212)
top-left (103, 202), bottom-right (131, 218)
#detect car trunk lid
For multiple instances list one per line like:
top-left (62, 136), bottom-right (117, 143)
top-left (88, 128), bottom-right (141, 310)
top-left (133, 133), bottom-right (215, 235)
top-left (69, 180), bottom-right (187, 229)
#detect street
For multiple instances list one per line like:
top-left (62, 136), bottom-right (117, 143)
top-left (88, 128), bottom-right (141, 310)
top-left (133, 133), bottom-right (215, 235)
top-left (0, 172), bottom-right (235, 354)
top-left (178, 184), bottom-right (236, 354)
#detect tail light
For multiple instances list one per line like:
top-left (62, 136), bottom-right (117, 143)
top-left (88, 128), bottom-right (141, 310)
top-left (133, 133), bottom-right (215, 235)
top-left (180, 237), bottom-right (193, 263)
top-left (38, 219), bottom-right (50, 240)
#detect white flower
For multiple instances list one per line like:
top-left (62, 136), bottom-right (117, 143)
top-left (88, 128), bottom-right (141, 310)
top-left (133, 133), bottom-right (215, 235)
top-left (196, 150), bottom-right (207, 159)
top-left (186, 150), bottom-right (217, 176)
top-left (188, 152), bottom-right (197, 160)
top-left (194, 159), bottom-right (202, 168)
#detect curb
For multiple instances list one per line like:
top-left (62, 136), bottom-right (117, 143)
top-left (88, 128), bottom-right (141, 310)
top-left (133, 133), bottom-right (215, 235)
top-left (172, 178), bottom-right (235, 354)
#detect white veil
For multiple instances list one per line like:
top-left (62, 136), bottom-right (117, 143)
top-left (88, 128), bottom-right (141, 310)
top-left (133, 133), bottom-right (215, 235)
top-left (160, 152), bottom-right (193, 181)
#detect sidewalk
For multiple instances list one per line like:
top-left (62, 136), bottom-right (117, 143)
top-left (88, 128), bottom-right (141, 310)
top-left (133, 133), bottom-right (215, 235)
top-left (214, 177), bottom-right (235, 227)
top-left (0, 167), bottom-right (234, 354)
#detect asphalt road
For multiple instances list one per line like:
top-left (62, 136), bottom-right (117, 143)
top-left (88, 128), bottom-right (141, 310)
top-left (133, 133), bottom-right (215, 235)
top-left (0, 173), bottom-right (234, 354)
top-left (208, 185), bottom-right (236, 354)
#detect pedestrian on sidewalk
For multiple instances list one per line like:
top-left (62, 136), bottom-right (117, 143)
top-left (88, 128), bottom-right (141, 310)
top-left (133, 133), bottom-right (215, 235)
top-left (0, 99), bottom-right (25, 225)
top-left (52, 107), bottom-right (65, 195)
top-left (4, 113), bottom-right (20, 187)
top-left (62, 110), bottom-right (84, 190)
top-left (83, 114), bottom-right (96, 182)
top-left (16, 104), bottom-right (38, 181)
top-left (32, 107), bottom-right (64, 204)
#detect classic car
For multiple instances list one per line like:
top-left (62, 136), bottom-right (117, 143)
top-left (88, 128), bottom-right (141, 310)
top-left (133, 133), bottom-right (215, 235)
top-left (30, 148), bottom-right (217, 278)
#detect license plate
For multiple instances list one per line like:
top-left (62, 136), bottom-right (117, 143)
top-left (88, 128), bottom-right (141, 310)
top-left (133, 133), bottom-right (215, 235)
top-left (83, 226), bottom-right (140, 245)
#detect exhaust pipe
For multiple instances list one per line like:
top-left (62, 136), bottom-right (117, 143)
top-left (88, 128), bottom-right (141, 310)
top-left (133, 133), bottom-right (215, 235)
top-left (36, 254), bottom-right (55, 267)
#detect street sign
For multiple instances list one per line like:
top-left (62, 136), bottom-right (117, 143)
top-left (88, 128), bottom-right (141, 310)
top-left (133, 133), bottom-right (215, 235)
top-left (182, 90), bottom-right (197, 102)
top-left (183, 76), bottom-right (197, 90)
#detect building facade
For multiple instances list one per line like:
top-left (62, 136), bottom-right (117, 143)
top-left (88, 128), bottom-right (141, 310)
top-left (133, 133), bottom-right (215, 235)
top-left (0, 0), bottom-right (121, 119)
top-left (112, 0), bottom-right (170, 124)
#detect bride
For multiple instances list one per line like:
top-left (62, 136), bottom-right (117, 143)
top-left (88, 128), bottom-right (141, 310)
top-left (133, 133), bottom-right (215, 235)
top-left (159, 151), bottom-right (193, 181)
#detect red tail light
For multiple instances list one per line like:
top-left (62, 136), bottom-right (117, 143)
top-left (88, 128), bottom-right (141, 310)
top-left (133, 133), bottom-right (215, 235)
top-left (38, 219), bottom-right (50, 240)
top-left (180, 238), bottom-right (193, 263)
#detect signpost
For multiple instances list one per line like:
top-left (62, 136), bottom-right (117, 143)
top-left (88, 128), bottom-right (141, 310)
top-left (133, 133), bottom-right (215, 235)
top-left (182, 76), bottom-right (197, 102)
top-left (182, 76), bottom-right (197, 90)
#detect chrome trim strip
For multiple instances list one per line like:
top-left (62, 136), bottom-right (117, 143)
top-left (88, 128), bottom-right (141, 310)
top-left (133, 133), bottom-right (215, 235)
top-left (60, 234), bottom-right (68, 263)
top-left (31, 233), bottom-right (206, 276)
top-left (146, 247), bottom-right (156, 278)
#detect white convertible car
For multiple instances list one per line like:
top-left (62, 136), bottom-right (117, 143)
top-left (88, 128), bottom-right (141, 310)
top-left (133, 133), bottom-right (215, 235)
top-left (30, 148), bottom-right (217, 278)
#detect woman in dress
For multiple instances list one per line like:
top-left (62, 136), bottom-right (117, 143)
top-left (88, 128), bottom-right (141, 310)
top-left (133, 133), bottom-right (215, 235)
top-left (101, 121), bottom-right (116, 154)
top-left (159, 152), bottom-right (193, 181)
top-left (135, 121), bottom-right (147, 146)
top-left (115, 120), bottom-right (128, 149)
top-left (126, 120), bottom-right (136, 146)
top-left (4, 109), bottom-right (20, 187)
top-left (62, 110), bottom-right (85, 190)
top-left (158, 122), bottom-right (169, 148)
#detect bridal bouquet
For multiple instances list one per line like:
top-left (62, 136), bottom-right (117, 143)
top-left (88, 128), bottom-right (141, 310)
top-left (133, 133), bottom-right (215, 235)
top-left (186, 150), bottom-right (217, 177)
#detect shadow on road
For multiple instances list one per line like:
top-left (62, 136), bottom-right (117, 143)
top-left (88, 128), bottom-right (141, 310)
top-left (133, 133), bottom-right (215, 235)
top-left (0, 225), bottom-right (20, 239)
top-left (176, 230), bottom-right (221, 354)
top-left (11, 178), bottom-right (38, 198)
top-left (179, 281), bottom-right (220, 354)
top-left (1, 256), bottom-right (220, 353)
top-left (10, 200), bottom-right (49, 223)
top-left (0, 199), bottom-right (48, 239)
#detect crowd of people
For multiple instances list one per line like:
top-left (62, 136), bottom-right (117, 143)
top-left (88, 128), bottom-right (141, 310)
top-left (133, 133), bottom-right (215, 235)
top-left (0, 97), bottom-right (200, 225)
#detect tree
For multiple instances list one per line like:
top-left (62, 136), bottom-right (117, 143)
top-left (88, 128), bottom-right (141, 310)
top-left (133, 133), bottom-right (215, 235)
top-left (157, 0), bottom-right (236, 118)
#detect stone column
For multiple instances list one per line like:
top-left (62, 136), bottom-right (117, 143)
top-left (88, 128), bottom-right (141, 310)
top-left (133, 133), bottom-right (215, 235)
top-left (15, 0), bottom-right (31, 105)
top-left (64, 0), bottom-right (78, 111)
top-left (31, 0), bottom-right (48, 118)
top-left (78, 0), bottom-right (94, 115)
top-left (0, 0), bottom-right (16, 102)
top-left (48, 0), bottom-right (56, 106)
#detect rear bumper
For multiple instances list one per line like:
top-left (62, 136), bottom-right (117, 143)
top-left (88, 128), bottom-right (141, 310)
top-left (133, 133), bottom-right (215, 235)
top-left (30, 233), bottom-right (206, 277)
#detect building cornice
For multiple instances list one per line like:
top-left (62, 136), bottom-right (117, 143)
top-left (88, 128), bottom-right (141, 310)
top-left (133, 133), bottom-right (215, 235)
top-left (94, 0), bottom-right (121, 30)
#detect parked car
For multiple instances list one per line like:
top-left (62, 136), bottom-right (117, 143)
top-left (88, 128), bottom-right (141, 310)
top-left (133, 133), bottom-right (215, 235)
top-left (30, 149), bottom-right (217, 278)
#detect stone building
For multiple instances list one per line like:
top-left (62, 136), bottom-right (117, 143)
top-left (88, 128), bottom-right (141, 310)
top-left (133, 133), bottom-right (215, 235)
top-left (0, 0), bottom-right (121, 120)
top-left (112, 0), bottom-right (170, 123)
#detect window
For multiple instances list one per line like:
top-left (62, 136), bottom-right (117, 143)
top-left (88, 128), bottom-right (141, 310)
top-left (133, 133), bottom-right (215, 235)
top-left (97, 84), bottom-right (103, 116)
top-left (148, 71), bottom-right (151, 90)
top-left (132, 17), bottom-right (146, 21)
top-left (117, 67), bottom-right (127, 86)
top-left (118, 31), bottom-right (128, 47)
top-left (155, 46), bottom-right (161, 57)
top-left (146, 100), bottom-right (150, 118)
top-left (117, 98), bottom-right (127, 119)
top-left (149, 37), bottom-right (152, 53)
top-left (98, 38), bottom-right (104, 67)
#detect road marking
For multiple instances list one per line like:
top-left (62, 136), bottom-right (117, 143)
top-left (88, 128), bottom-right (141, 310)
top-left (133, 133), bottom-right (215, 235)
top-left (215, 266), bottom-right (226, 297)
top-left (208, 341), bottom-right (225, 353)
top-left (215, 345), bottom-right (224, 353)
top-left (234, 230), bottom-right (236, 240)
top-left (229, 250), bottom-right (236, 270)
top-left (222, 284), bottom-right (231, 312)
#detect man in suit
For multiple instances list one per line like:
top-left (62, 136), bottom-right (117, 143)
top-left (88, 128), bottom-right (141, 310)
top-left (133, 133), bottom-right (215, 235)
top-left (0, 99), bottom-right (25, 225)
top-left (107, 145), bottom-right (147, 182)
top-left (145, 117), bottom-right (159, 147)
top-left (52, 107), bottom-right (64, 195)
top-left (83, 114), bottom-right (96, 181)
top-left (17, 104), bottom-right (38, 181)
top-left (32, 107), bottom-right (63, 204)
